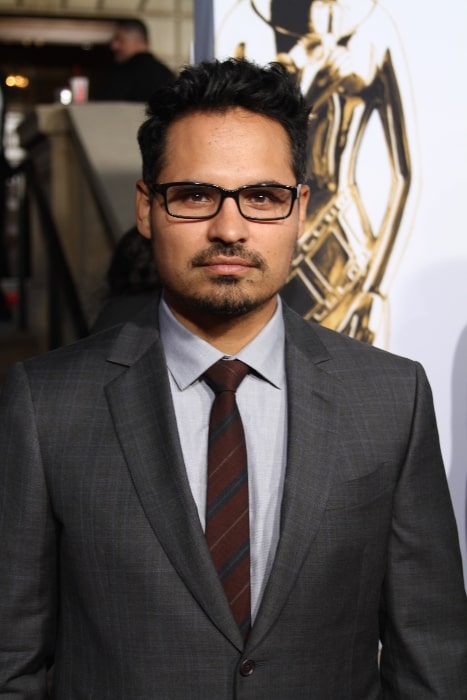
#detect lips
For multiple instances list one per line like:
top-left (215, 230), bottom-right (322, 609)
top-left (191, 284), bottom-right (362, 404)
top-left (191, 245), bottom-right (266, 273)
top-left (198, 256), bottom-right (256, 274)
top-left (205, 256), bottom-right (253, 265)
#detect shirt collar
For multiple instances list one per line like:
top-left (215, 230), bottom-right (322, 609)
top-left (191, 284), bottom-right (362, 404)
top-left (158, 295), bottom-right (285, 391)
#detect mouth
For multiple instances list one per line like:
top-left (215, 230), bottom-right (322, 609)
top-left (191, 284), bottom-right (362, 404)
top-left (197, 256), bottom-right (257, 276)
top-left (191, 244), bottom-right (266, 276)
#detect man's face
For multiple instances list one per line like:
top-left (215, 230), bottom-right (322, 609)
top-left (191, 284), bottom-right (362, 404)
top-left (110, 28), bottom-right (144, 63)
top-left (136, 108), bottom-right (309, 332)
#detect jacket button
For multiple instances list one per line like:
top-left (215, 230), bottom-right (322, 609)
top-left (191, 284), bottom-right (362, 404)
top-left (239, 659), bottom-right (256, 676)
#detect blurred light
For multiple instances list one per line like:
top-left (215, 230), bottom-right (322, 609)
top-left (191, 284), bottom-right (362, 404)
top-left (5, 74), bottom-right (30, 89)
top-left (59, 88), bottom-right (73, 106)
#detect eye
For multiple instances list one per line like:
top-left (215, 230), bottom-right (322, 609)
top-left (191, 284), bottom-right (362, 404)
top-left (172, 186), bottom-right (216, 206)
top-left (242, 187), bottom-right (288, 208)
top-left (247, 189), bottom-right (272, 204)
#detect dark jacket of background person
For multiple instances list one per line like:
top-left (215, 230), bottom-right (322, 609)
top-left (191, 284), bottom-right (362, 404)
top-left (91, 226), bottom-right (159, 332)
top-left (98, 51), bottom-right (174, 102)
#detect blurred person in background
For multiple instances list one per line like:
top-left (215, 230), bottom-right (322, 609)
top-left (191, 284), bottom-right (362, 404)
top-left (98, 18), bottom-right (175, 102)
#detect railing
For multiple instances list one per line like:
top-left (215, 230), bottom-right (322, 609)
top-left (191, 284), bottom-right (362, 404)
top-left (4, 102), bottom-right (143, 350)
top-left (10, 157), bottom-right (89, 349)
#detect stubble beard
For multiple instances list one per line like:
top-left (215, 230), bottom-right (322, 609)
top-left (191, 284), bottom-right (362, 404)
top-left (161, 243), bottom-right (282, 319)
top-left (168, 276), bottom-right (269, 318)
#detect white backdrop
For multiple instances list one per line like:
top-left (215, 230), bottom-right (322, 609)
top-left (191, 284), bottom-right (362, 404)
top-left (199, 0), bottom-right (467, 580)
top-left (380, 2), bottom-right (467, 582)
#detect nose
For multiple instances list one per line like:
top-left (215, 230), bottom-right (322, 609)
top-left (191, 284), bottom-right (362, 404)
top-left (206, 193), bottom-right (250, 243)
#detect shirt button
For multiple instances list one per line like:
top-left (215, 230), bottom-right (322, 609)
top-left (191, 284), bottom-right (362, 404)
top-left (239, 659), bottom-right (256, 676)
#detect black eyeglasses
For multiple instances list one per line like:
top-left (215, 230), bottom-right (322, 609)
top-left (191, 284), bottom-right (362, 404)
top-left (148, 181), bottom-right (302, 221)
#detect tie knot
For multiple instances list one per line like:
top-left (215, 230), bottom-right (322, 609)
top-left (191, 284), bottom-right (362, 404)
top-left (203, 359), bottom-right (249, 394)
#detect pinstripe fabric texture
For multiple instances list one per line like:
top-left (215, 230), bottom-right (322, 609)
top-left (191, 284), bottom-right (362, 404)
top-left (203, 359), bottom-right (251, 639)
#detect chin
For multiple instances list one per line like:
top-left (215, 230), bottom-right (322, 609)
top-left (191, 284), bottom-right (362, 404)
top-left (188, 295), bottom-right (257, 318)
top-left (169, 284), bottom-right (270, 318)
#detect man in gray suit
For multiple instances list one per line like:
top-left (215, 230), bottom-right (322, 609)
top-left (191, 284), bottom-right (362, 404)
top-left (0, 58), bottom-right (466, 699)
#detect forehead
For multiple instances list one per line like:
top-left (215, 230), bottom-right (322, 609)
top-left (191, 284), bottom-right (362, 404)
top-left (160, 108), bottom-right (295, 184)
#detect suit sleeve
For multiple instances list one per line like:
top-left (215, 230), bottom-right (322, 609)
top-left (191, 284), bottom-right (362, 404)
top-left (379, 362), bottom-right (467, 697)
top-left (0, 363), bottom-right (57, 697)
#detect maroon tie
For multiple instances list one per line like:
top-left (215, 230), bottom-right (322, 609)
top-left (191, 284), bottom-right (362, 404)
top-left (203, 359), bottom-right (251, 639)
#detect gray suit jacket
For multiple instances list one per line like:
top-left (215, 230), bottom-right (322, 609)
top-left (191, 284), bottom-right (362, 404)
top-left (1, 299), bottom-right (466, 699)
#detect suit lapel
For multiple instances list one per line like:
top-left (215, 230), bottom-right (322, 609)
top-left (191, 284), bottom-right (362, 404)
top-left (248, 308), bottom-right (340, 650)
top-left (104, 304), bottom-right (244, 649)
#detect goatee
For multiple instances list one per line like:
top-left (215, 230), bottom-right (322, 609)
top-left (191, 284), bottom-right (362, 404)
top-left (165, 279), bottom-right (265, 318)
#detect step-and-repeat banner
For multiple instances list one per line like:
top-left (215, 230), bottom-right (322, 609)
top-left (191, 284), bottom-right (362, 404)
top-left (194, 0), bottom-right (467, 580)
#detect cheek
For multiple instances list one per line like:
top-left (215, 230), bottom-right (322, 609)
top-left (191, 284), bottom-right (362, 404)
top-left (265, 234), bottom-right (297, 271)
top-left (151, 231), bottom-right (195, 276)
top-left (153, 243), bottom-right (176, 278)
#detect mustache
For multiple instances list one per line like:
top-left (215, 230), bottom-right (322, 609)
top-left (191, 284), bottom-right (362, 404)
top-left (190, 243), bottom-right (267, 270)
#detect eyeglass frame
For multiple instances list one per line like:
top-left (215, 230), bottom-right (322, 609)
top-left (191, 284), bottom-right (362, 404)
top-left (147, 181), bottom-right (303, 221)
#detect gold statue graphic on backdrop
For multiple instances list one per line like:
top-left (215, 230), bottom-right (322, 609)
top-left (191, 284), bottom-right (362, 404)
top-left (220, 0), bottom-right (415, 344)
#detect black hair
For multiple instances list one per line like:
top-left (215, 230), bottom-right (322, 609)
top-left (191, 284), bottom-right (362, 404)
top-left (115, 18), bottom-right (149, 44)
top-left (137, 58), bottom-right (310, 184)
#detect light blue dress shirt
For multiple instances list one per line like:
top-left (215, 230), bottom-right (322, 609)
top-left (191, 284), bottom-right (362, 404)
top-left (158, 296), bottom-right (288, 621)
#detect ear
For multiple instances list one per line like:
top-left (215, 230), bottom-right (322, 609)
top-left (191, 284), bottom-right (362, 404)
top-left (297, 184), bottom-right (310, 239)
top-left (135, 180), bottom-right (152, 240)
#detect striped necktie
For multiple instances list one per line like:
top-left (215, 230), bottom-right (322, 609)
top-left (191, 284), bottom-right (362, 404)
top-left (203, 359), bottom-right (251, 639)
